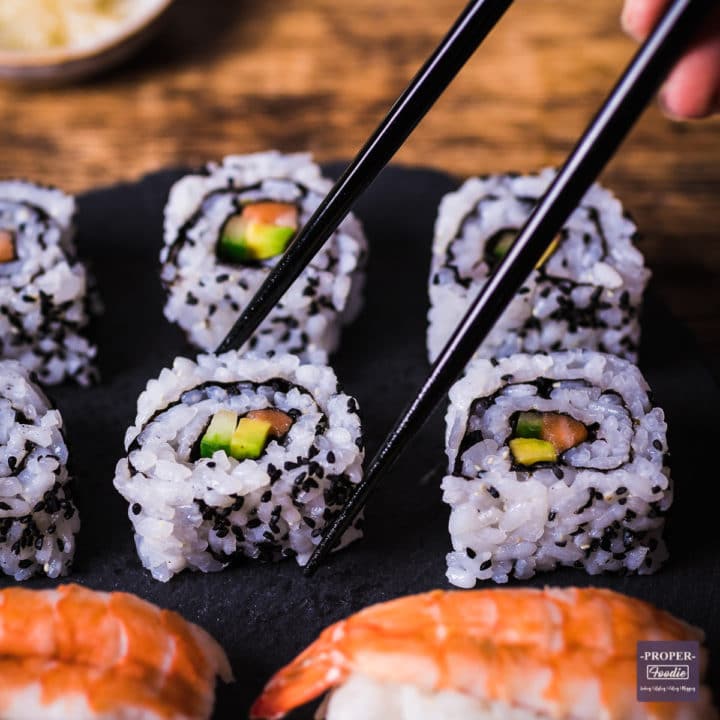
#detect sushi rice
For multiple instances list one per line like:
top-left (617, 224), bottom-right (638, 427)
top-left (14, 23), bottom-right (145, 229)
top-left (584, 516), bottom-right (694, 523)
top-left (114, 351), bottom-right (364, 582)
top-left (0, 360), bottom-right (78, 580)
top-left (0, 180), bottom-right (100, 386)
top-left (442, 350), bottom-right (671, 586)
top-left (161, 151), bottom-right (367, 362)
top-left (427, 170), bottom-right (650, 363)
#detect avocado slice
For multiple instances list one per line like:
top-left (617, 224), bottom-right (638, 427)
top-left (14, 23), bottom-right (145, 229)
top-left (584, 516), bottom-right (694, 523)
top-left (245, 223), bottom-right (295, 260)
top-left (515, 411), bottom-right (543, 439)
top-left (486, 230), bottom-right (560, 269)
top-left (219, 215), bottom-right (295, 263)
top-left (509, 438), bottom-right (557, 466)
top-left (230, 417), bottom-right (273, 460)
top-left (536, 234), bottom-right (560, 268)
top-left (200, 409), bottom-right (238, 458)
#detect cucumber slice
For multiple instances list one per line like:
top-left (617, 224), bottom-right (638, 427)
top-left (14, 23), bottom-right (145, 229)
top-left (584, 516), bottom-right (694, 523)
top-left (515, 411), bottom-right (543, 439)
top-left (200, 409), bottom-right (238, 458)
top-left (491, 230), bottom-right (516, 259)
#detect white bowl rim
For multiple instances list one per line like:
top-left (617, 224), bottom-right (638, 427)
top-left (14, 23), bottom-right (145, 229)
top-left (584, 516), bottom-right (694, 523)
top-left (0, 0), bottom-right (174, 68)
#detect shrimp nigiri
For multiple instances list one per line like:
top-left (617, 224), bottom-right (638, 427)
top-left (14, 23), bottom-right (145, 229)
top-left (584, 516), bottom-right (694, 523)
top-left (0, 584), bottom-right (232, 720)
top-left (251, 587), bottom-right (717, 720)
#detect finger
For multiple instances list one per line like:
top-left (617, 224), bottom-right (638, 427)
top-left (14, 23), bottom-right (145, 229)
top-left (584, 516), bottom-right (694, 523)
top-left (621, 0), bottom-right (671, 41)
top-left (660, 29), bottom-right (720, 118)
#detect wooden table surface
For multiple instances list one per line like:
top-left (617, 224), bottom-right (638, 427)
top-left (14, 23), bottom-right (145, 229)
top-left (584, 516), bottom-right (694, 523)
top-left (1, 0), bottom-right (718, 369)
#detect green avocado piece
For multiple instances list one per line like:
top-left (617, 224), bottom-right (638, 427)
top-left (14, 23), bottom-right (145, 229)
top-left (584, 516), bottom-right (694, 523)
top-left (219, 217), bottom-right (295, 263)
top-left (491, 230), bottom-right (517, 260)
top-left (230, 417), bottom-right (272, 460)
top-left (509, 438), bottom-right (557, 466)
top-left (515, 411), bottom-right (543, 439)
top-left (245, 223), bottom-right (295, 260)
top-left (200, 409), bottom-right (238, 458)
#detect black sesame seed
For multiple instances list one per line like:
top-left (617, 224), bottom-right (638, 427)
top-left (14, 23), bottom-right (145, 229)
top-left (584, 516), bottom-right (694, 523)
top-left (0, 502), bottom-right (10, 511)
top-left (466, 547), bottom-right (476, 559)
top-left (302, 516), bottom-right (316, 528)
top-left (616, 486), bottom-right (628, 495)
top-left (548, 511), bottom-right (557, 521)
top-left (131, 503), bottom-right (142, 515)
top-left (207, 461), bottom-right (216, 468)
top-left (487, 485), bottom-right (500, 499)
top-left (479, 560), bottom-right (492, 571)
top-left (326, 451), bottom-right (336, 464)
top-left (18, 559), bottom-right (33, 569)
top-left (652, 440), bottom-right (662, 450)
top-left (246, 518), bottom-right (262, 529)
top-left (651, 485), bottom-right (661, 494)
top-left (261, 490), bottom-right (272, 503)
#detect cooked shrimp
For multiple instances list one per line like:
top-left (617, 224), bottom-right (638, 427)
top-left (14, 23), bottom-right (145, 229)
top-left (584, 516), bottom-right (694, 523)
top-left (0, 584), bottom-right (232, 720)
top-left (251, 587), bottom-right (716, 720)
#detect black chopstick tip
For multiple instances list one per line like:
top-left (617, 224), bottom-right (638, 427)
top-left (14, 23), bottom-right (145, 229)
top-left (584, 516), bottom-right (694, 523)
top-left (303, 555), bottom-right (322, 577)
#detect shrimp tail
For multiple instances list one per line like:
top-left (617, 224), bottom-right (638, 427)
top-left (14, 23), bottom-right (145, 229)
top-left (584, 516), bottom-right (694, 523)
top-left (250, 624), bottom-right (350, 720)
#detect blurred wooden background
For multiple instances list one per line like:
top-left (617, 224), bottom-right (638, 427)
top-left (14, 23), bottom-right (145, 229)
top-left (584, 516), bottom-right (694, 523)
top-left (1, 0), bottom-right (718, 369)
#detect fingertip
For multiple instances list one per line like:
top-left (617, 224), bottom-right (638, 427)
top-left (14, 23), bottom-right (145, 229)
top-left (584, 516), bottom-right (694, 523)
top-left (659, 36), bottom-right (720, 120)
top-left (621, 0), bottom-right (671, 41)
top-left (660, 81), bottom-right (717, 120)
top-left (621, 1), bottom-right (643, 41)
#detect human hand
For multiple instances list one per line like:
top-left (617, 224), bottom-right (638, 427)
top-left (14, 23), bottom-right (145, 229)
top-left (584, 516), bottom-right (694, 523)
top-left (621, 0), bottom-right (720, 118)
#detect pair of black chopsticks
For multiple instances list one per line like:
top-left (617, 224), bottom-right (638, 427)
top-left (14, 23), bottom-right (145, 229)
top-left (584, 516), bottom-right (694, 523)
top-left (217, 0), bottom-right (714, 575)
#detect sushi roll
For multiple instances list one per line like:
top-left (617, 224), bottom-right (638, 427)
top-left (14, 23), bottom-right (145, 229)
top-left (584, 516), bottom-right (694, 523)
top-left (427, 170), bottom-right (650, 362)
top-left (251, 587), bottom-right (717, 719)
top-left (442, 350), bottom-right (671, 586)
top-left (161, 151), bottom-right (367, 361)
top-left (113, 352), bottom-right (364, 582)
top-left (0, 359), bottom-right (78, 580)
top-left (0, 180), bottom-right (99, 386)
top-left (0, 584), bottom-right (232, 720)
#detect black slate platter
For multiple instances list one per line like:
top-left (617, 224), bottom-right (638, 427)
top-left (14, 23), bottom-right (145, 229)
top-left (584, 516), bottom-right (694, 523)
top-left (2, 164), bottom-right (719, 718)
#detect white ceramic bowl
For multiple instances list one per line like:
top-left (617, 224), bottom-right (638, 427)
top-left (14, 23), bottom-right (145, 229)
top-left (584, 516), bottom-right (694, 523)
top-left (0, 0), bottom-right (175, 84)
